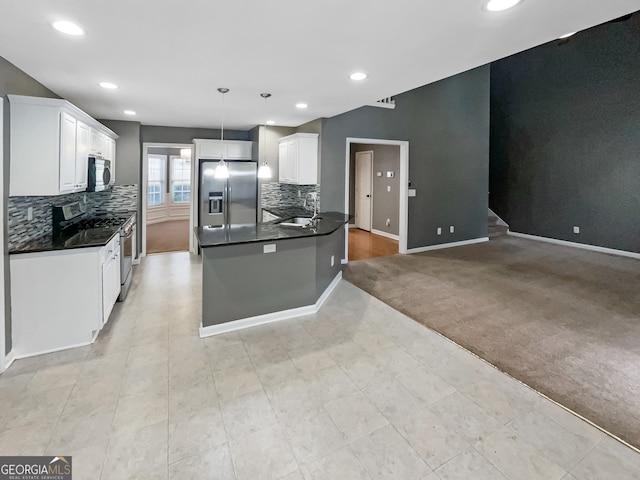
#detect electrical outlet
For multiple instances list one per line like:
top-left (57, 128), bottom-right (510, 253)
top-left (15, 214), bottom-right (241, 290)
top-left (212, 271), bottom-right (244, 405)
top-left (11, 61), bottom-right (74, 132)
top-left (573, 226), bottom-right (580, 234)
top-left (387, 186), bottom-right (391, 192)
top-left (27, 206), bottom-right (33, 221)
top-left (263, 244), bottom-right (276, 253)
top-left (331, 255), bottom-right (335, 267)
top-left (437, 227), bottom-right (442, 235)
top-left (450, 225), bottom-right (454, 233)
top-left (386, 219), bottom-right (391, 227)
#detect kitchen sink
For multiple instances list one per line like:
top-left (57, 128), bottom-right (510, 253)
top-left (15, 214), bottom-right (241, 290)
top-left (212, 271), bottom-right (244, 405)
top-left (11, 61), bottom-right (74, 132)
top-left (278, 217), bottom-right (312, 227)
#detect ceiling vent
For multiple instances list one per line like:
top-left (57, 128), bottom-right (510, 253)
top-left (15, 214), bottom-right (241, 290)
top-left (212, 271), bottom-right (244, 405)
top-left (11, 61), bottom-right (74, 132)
top-left (367, 97), bottom-right (396, 109)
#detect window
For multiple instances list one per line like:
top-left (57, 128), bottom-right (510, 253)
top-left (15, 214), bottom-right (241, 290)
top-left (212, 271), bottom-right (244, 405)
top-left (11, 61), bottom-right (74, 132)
top-left (171, 155), bottom-right (191, 203)
top-left (147, 155), bottom-right (166, 206)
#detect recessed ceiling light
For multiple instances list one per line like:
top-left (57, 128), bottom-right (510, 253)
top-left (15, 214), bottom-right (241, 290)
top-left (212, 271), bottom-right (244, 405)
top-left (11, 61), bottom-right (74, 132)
top-left (484, 0), bottom-right (522, 12)
top-left (558, 32), bottom-right (577, 39)
top-left (99, 82), bottom-right (118, 90)
top-left (266, 120), bottom-right (275, 125)
top-left (52, 21), bottom-right (84, 36)
top-left (123, 110), bottom-right (136, 116)
top-left (350, 72), bottom-right (368, 81)
top-left (296, 103), bottom-right (308, 109)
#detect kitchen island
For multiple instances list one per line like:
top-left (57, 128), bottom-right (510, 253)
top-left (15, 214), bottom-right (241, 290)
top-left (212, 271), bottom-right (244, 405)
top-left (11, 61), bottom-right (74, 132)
top-left (195, 212), bottom-right (349, 336)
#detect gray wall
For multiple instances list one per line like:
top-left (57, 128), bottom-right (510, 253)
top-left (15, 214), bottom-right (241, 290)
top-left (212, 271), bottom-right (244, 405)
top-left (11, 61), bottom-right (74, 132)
top-left (100, 120), bottom-right (141, 187)
top-left (141, 125), bottom-right (249, 144)
top-left (320, 65), bottom-right (490, 249)
top-left (1, 56), bottom-right (60, 356)
top-left (490, 13), bottom-right (640, 253)
top-left (350, 144), bottom-right (401, 236)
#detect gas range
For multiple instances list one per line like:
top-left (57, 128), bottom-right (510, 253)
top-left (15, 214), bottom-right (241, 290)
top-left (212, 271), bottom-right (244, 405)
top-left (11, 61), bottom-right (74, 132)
top-left (77, 213), bottom-right (136, 235)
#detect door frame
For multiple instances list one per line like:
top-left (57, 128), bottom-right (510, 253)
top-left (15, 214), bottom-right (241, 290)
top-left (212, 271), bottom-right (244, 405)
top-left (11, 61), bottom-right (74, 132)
top-left (344, 138), bottom-right (409, 262)
top-left (354, 150), bottom-right (374, 231)
top-left (141, 142), bottom-right (193, 258)
top-left (0, 98), bottom-right (7, 372)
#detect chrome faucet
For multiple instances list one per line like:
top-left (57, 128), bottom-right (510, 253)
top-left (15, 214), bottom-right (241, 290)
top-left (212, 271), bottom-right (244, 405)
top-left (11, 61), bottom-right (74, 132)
top-left (304, 192), bottom-right (320, 223)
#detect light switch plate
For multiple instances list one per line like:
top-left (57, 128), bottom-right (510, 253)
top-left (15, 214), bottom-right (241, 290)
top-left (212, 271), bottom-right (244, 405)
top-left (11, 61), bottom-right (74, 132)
top-left (386, 171), bottom-right (394, 178)
top-left (408, 189), bottom-right (416, 197)
top-left (387, 186), bottom-right (391, 192)
top-left (437, 227), bottom-right (442, 235)
top-left (263, 244), bottom-right (276, 253)
top-left (377, 172), bottom-right (382, 177)
top-left (450, 225), bottom-right (454, 233)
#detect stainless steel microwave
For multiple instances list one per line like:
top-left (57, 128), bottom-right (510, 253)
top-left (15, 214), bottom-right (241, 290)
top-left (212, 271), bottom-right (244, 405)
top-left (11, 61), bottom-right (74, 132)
top-left (87, 156), bottom-right (112, 192)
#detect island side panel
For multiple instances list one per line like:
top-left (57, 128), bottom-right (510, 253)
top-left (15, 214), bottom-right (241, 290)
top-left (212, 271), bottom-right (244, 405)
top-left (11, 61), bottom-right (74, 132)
top-left (202, 237), bottom-right (317, 327)
top-left (315, 227), bottom-right (345, 298)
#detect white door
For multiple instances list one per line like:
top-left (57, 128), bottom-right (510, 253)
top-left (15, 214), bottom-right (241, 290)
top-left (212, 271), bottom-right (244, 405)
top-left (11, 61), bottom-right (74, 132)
top-left (355, 151), bottom-right (373, 231)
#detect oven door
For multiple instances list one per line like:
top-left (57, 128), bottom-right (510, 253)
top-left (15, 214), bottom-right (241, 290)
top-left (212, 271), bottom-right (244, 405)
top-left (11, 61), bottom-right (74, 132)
top-left (118, 225), bottom-right (135, 301)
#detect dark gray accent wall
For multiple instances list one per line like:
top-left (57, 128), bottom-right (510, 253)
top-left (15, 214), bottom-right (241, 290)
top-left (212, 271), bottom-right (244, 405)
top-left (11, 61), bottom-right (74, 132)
top-left (0, 57), bottom-right (60, 99)
top-left (490, 14), bottom-right (640, 253)
top-left (1, 56), bottom-right (59, 356)
top-left (100, 120), bottom-right (141, 187)
top-left (141, 125), bottom-right (249, 144)
top-left (350, 144), bottom-right (400, 236)
top-left (320, 66), bottom-right (490, 249)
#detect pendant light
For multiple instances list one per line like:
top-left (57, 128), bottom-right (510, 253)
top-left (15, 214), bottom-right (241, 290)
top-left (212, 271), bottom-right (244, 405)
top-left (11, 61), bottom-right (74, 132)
top-left (257, 93), bottom-right (273, 179)
top-left (215, 87), bottom-right (230, 179)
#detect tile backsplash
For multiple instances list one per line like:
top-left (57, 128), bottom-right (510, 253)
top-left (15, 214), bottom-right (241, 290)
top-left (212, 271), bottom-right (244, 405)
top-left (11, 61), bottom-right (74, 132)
top-left (8, 185), bottom-right (138, 249)
top-left (261, 183), bottom-right (320, 213)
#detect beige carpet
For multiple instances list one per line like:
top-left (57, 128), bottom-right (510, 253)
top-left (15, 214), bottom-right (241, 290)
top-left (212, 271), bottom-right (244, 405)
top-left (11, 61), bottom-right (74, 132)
top-left (146, 220), bottom-right (189, 254)
top-left (344, 235), bottom-right (640, 449)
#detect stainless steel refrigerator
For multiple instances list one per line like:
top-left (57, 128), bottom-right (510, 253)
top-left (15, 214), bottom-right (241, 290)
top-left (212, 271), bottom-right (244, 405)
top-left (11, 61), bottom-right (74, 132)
top-left (199, 160), bottom-right (258, 227)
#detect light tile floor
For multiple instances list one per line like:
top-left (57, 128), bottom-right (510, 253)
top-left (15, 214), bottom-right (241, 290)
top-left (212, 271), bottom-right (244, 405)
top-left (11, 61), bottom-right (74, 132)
top-left (1, 251), bottom-right (639, 479)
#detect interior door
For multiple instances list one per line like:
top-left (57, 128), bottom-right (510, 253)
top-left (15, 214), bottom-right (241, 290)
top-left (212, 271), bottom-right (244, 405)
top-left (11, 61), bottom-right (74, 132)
top-left (355, 151), bottom-right (373, 231)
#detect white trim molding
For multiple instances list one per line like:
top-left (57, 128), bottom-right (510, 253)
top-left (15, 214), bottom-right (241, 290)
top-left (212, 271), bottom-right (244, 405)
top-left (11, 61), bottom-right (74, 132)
top-left (142, 142), bottom-right (194, 258)
top-left (407, 237), bottom-right (489, 254)
top-left (508, 231), bottom-right (640, 260)
top-left (371, 229), bottom-right (400, 241)
top-left (345, 138), bottom-right (409, 262)
top-left (199, 272), bottom-right (343, 338)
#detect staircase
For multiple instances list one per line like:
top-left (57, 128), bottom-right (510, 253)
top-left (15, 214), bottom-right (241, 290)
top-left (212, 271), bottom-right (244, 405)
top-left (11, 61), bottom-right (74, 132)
top-left (488, 211), bottom-right (509, 238)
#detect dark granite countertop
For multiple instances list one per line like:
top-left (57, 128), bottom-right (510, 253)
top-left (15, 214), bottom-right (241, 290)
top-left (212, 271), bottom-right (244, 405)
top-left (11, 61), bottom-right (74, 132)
top-left (9, 211), bottom-right (135, 255)
top-left (196, 211), bottom-right (350, 248)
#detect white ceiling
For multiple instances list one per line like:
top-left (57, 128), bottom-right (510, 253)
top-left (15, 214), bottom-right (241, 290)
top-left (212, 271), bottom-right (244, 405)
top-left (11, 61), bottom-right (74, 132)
top-left (0, 1), bottom-right (638, 130)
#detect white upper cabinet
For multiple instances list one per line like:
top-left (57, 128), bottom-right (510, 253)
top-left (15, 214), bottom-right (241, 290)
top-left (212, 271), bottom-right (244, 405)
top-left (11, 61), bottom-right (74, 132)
top-left (8, 95), bottom-right (118, 197)
top-left (75, 121), bottom-right (90, 190)
top-left (194, 139), bottom-right (253, 160)
top-left (59, 112), bottom-right (77, 193)
top-left (278, 133), bottom-right (319, 185)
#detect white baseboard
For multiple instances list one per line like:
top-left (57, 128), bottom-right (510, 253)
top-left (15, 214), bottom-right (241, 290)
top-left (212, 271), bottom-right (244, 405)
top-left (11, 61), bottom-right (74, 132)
top-left (0, 350), bottom-right (16, 374)
top-left (199, 272), bottom-right (343, 338)
top-left (508, 231), bottom-right (640, 259)
top-left (407, 237), bottom-right (489, 254)
top-left (12, 341), bottom-right (94, 362)
top-left (371, 229), bottom-right (400, 241)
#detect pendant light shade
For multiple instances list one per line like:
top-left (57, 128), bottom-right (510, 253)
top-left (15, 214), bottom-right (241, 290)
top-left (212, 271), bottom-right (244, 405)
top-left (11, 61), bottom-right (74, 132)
top-left (215, 87), bottom-right (229, 179)
top-left (258, 162), bottom-right (271, 178)
top-left (259, 93), bottom-right (273, 180)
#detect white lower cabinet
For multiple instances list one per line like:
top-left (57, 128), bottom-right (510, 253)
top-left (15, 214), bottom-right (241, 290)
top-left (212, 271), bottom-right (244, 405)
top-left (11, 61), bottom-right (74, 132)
top-left (10, 235), bottom-right (121, 358)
